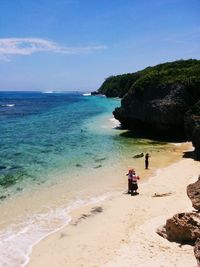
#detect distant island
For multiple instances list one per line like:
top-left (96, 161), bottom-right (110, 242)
top-left (96, 59), bottom-right (200, 160)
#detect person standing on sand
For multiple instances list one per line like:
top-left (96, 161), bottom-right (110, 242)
top-left (126, 169), bottom-right (140, 195)
top-left (131, 170), bottom-right (140, 195)
top-left (126, 169), bottom-right (134, 194)
top-left (145, 153), bottom-right (150, 169)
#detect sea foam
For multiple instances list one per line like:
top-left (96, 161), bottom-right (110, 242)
top-left (42, 91), bottom-right (54, 94)
top-left (82, 93), bottom-right (91, 96)
top-left (0, 193), bottom-right (110, 267)
top-left (1, 103), bottom-right (15, 107)
top-left (109, 117), bottom-right (120, 128)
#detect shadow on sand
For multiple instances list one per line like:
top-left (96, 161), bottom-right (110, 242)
top-left (123, 191), bottom-right (139, 196)
top-left (118, 129), bottom-right (199, 161)
top-left (131, 192), bottom-right (139, 196)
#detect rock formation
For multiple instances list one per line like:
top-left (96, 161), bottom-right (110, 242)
top-left (114, 82), bottom-right (191, 134)
top-left (91, 91), bottom-right (100, 95)
top-left (194, 238), bottom-right (200, 267)
top-left (157, 176), bottom-right (200, 264)
top-left (157, 212), bottom-right (200, 244)
top-left (185, 100), bottom-right (200, 160)
top-left (187, 177), bottom-right (200, 211)
top-left (133, 152), bottom-right (144, 158)
top-left (97, 60), bottom-right (200, 159)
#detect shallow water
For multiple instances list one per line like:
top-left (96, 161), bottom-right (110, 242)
top-left (0, 91), bottom-right (171, 200)
top-left (0, 92), bottom-right (122, 198)
top-left (0, 91), bottom-right (186, 267)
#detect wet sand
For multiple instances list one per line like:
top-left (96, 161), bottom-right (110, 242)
top-left (25, 143), bottom-right (200, 267)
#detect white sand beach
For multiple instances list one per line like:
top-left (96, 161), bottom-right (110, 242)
top-left (27, 144), bottom-right (200, 267)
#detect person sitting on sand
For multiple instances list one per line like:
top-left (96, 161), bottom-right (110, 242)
top-left (131, 170), bottom-right (140, 195)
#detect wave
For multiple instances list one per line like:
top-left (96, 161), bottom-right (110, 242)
top-left (1, 103), bottom-right (15, 107)
top-left (0, 193), bottom-right (110, 267)
top-left (42, 91), bottom-right (54, 94)
top-left (42, 91), bottom-right (70, 94)
top-left (109, 117), bottom-right (120, 128)
top-left (82, 93), bottom-right (91, 96)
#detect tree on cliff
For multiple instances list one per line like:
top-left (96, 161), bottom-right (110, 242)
top-left (98, 59), bottom-right (200, 99)
top-left (97, 59), bottom-right (200, 160)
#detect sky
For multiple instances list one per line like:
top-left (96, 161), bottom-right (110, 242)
top-left (0, 0), bottom-right (199, 91)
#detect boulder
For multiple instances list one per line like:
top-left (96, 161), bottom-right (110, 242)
top-left (158, 212), bottom-right (200, 244)
top-left (91, 91), bottom-right (100, 95)
top-left (133, 153), bottom-right (144, 158)
top-left (194, 238), bottom-right (200, 267)
top-left (187, 178), bottom-right (200, 211)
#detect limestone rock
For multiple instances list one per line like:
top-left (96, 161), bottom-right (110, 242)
top-left (185, 101), bottom-right (200, 160)
top-left (113, 82), bottom-right (191, 135)
top-left (91, 91), bottom-right (100, 95)
top-left (133, 153), bottom-right (144, 158)
top-left (192, 125), bottom-right (200, 160)
top-left (158, 212), bottom-right (200, 244)
top-left (187, 178), bottom-right (200, 211)
top-left (194, 238), bottom-right (200, 267)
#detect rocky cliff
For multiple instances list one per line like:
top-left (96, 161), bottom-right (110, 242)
top-left (102, 59), bottom-right (200, 158)
top-left (114, 82), bottom-right (191, 133)
top-left (157, 176), bottom-right (200, 265)
top-left (187, 177), bottom-right (200, 210)
top-left (185, 100), bottom-right (200, 159)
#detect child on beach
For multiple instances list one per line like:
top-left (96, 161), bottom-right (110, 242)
top-left (126, 169), bottom-right (133, 194)
top-left (126, 169), bottom-right (140, 195)
top-left (131, 170), bottom-right (140, 195)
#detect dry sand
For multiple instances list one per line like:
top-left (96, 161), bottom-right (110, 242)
top-left (27, 147), bottom-right (200, 267)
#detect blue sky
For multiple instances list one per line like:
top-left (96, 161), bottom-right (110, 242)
top-left (0, 0), bottom-right (199, 91)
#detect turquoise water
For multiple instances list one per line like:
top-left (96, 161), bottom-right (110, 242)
top-left (0, 92), bottom-right (123, 199)
top-left (0, 91), bottom-right (172, 202)
top-left (0, 91), bottom-right (179, 267)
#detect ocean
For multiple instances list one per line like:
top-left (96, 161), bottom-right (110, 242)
top-left (0, 91), bottom-right (121, 199)
top-left (0, 91), bottom-right (177, 266)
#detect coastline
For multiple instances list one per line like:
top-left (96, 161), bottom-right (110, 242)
top-left (0, 115), bottom-right (188, 267)
top-left (26, 143), bottom-right (199, 267)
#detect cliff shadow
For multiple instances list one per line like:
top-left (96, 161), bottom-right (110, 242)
top-left (119, 129), bottom-right (199, 160)
top-left (119, 129), bottom-right (187, 143)
top-left (182, 150), bottom-right (199, 161)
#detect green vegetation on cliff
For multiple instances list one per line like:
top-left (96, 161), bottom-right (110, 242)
top-left (105, 59), bottom-right (200, 160)
top-left (97, 73), bottom-right (141, 97)
top-left (98, 59), bottom-right (200, 98)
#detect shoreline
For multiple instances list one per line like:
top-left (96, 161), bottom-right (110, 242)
top-left (25, 143), bottom-right (200, 267)
top-left (0, 142), bottom-right (194, 267)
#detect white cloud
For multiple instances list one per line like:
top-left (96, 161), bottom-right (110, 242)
top-left (0, 38), bottom-right (107, 59)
